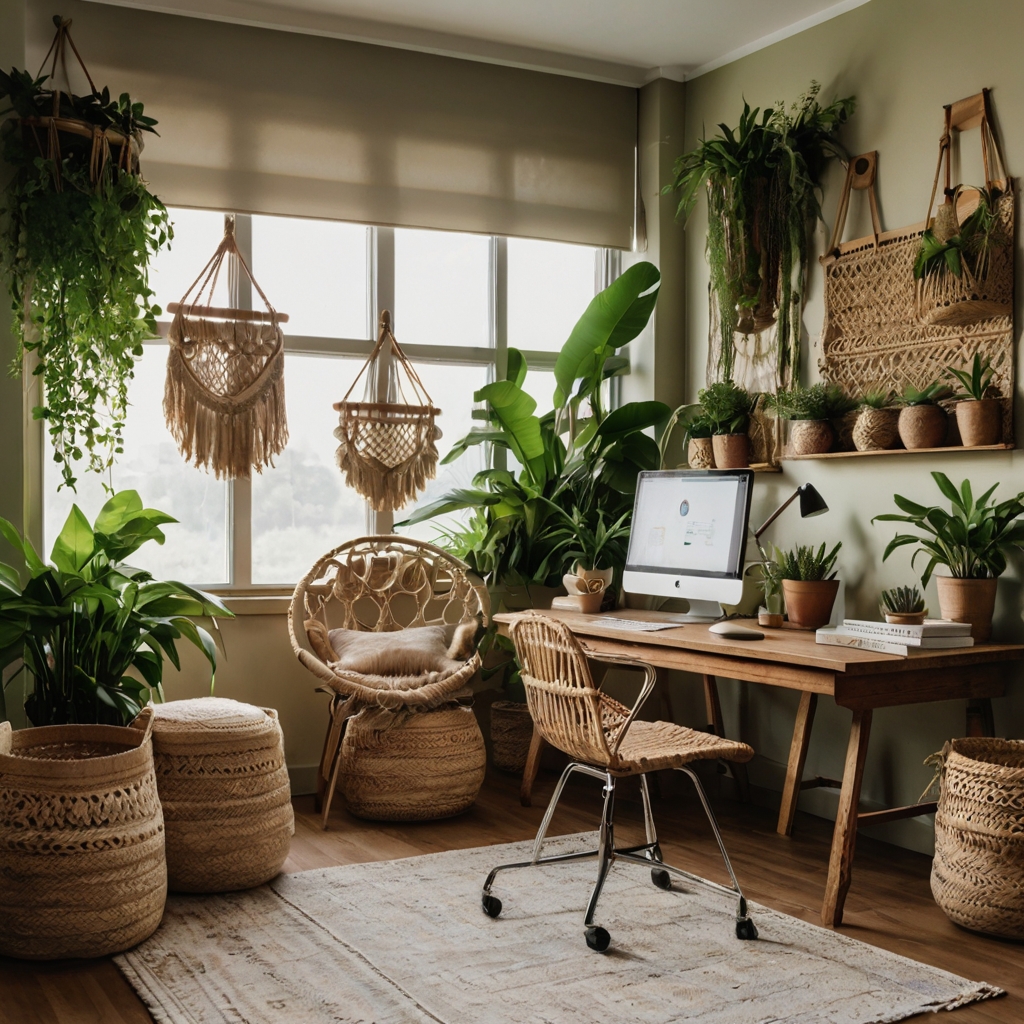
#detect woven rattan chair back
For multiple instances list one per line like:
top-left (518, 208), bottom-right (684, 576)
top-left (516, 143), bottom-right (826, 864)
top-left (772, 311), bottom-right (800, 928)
top-left (510, 615), bottom-right (616, 768)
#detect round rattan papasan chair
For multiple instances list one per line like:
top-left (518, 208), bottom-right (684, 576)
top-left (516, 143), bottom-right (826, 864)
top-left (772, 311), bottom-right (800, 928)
top-left (289, 535), bottom-right (489, 827)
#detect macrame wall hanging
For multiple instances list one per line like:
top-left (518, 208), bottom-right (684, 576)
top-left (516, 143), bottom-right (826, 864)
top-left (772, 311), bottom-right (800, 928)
top-left (333, 310), bottom-right (441, 512)
top-left (164, 219), bottom-right (290, 479)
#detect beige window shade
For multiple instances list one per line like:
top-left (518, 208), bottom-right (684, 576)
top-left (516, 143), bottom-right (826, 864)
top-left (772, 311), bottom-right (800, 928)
top-left (29, 1), bottom-right (637, 248)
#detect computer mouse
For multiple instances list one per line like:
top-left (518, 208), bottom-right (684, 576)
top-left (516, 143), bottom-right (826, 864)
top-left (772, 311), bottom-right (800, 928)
top-left (708, 621), bottom-right (764, 641)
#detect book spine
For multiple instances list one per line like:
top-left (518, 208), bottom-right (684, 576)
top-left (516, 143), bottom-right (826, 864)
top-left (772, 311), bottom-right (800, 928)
top-left (816, 630), bottom-right (908, 656)
top-left (833, 626), bottom-right (926, 646)
top-left (841, 620), bottom-right (925, 639)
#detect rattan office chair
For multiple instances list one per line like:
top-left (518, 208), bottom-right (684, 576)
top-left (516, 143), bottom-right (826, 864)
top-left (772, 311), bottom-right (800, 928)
top-left (481, 614), bottom-right (758, 952)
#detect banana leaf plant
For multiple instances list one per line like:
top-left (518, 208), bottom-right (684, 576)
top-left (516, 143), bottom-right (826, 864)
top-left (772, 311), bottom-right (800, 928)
top-left (398, 261), bottom-right (670, 591)
top-left (0, 490), bottom-right (232, 726)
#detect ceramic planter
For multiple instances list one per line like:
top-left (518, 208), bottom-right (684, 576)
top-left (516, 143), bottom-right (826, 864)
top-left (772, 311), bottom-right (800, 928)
top-left (936, 577), bottom-right (998, 642)
top-left (853, 408), bottom-right (900, 451)
top-left (898, 405), bottom-right (948, 449)
top-left (688, 436), bottom-right (714, 469)
top-left (789, 419), bottom-right (834, 456)
top-left (782, 579), bottom-right (840, 630)
top-left (955, 399), bottom-right (1001, 447)
top-left (712, 433), bottom-right (749, 469)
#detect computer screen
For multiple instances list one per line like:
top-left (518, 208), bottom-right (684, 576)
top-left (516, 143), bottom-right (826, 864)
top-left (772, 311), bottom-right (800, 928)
top-left (626, 470), bottom-right (753, 581)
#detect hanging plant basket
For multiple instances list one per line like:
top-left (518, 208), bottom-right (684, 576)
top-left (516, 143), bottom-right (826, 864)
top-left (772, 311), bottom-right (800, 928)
top-left (333, 310), bottom-right (441, 512)
top-left (164, 219), bottom-right (290, 480)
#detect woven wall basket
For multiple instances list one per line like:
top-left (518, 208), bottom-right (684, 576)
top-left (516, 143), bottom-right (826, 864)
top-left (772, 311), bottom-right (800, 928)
top-left (339, 703), bottom-right (486, 821)
top-left (150, 698), bottom-right (295, 893)
top-left (931, 737), bottom-right (1024, 939)
top-left (0, 709), bottom-right (166, 960)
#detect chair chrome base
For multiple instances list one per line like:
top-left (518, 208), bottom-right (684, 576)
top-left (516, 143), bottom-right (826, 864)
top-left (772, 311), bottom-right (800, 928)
top-left (481, 761), bottom-right (758, 951)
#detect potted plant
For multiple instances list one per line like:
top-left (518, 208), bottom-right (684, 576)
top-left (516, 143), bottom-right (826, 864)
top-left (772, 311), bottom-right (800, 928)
top-left (853, 389), bottom-right (899, 452)
top-left (685, 414), bottom-right (715, 469)
top-left (765, 382), bottom-right (856, 456)
top-left (700, 379), bottom-right (756, 469)
top-left (897, 381), bottom-right (953, 450)
top-left (873, 472), bottom-right (1024, 641)
top-left (772, 542), bottom-right (842, 630)
top-left (0, 490), bottom-right (232, 726)
top-left (946, 353), bottom-right (1001, 447)
top-left (756, 552), bottom-right (785, 628)
top-left (880, 585), bottom-right (928, 625)
top-left (0, 21), bottom-right (171, 491)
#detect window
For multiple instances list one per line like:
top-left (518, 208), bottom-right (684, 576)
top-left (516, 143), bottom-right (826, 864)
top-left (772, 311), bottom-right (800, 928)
top-left (43, 212), bottom-right (609, 588)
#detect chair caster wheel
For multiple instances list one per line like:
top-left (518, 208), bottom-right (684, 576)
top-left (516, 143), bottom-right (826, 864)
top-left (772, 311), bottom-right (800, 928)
top-left (481, 894), bottom-right (502, 918)
top-left (735, 917), bottom-right (758, 940)
top-left (651, 867), bottom-right (672, 890)
top-left (585, 926), bottom-right (611, 952)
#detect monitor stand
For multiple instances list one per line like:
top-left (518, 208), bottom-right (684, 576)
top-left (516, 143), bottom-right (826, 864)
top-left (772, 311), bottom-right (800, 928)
top-left (654, 600), bottom-right (725, 624)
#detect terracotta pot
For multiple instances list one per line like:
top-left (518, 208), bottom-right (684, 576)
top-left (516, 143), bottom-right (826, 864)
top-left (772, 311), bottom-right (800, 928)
top-left (853, 408), bottom-right (900, 451)
top-left (712, 433), bottom-right (749, 469)
top-left (898, 405), bottom-right (948, 449)
top-left (688, 436), bottom-right (714, 469)
top-left (885, 612), bottom-right (927, 625)
top-left (789, 419), bottom-right (834, 456)
top-left (489, 701), bottom-right (534, 773)
top-left (782, 579), bottom-right (840, 630)
top-left (936, 577), bottom-right (998, 642)
top-left (955, 399), bottom-right (1001, 447)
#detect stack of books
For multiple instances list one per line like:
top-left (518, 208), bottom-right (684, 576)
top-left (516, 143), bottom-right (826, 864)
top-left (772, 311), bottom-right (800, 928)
top-left (816, 618), bottom-right (974, 656)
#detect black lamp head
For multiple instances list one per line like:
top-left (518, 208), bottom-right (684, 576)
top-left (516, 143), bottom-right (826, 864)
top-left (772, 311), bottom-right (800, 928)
top-left (798, 483), bottom-right (828, 518)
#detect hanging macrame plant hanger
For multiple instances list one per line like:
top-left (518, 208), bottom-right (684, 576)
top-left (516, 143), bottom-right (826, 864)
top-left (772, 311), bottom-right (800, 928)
top-left (164, 218), bottom-right (290, 479)
top-left (333, 310), bottom-right (441, 512)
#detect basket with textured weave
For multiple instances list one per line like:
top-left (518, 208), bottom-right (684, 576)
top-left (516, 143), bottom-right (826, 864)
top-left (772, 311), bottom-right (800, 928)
top-left (931, 737), bottom-right (1024, 939)
top-left (150, 698), bottom-right (294, 893)
top-left (0, 709), bottom-right (166, 960)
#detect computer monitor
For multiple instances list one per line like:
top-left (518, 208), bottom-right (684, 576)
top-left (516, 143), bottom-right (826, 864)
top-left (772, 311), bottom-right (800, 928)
top-left (622, 469), bottom-right (754, 621)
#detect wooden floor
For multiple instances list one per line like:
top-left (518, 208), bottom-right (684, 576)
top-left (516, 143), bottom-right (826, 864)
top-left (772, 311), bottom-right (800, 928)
top-left (2, 767), bottom-right (1021, 1024)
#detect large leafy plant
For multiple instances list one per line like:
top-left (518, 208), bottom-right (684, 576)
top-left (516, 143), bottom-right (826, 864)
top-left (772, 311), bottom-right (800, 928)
top-left (0, 490), bottom-right (232, 726)
top-left (873, 472), bottom-right (1024, 586)
top-left (666, 82), bottom-right (854, 383)
top-left (398, 261), bottom-right (669, 592)
top-left (698, 379), bottom-right (755, 435)
top-left (1, 46), bottom-right (171, 490)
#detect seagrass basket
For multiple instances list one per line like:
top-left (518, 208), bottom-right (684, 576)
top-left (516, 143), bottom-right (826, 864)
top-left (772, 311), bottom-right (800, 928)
top-left (931, 737), bottom-right (1024, 939)
top-left (150, 698), bottom-right (295, 893)
top-left (0, 709), bottom-right (166, 960)
top-left (490, 701), bottom-right (534, 773)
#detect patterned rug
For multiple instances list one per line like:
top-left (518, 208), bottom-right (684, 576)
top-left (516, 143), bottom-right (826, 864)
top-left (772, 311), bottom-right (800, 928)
top-left (116, 834), bottom-right (1002, 1024)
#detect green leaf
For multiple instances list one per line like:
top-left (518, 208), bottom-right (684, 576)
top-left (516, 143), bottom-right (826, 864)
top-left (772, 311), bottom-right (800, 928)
top-left (596, 401), bottom-right (672, 441)
top-left (50, 505), bottom-right (95, 574)
top-left (931, 472), bottom-right (963, 509)
top-left (505, 348), bottom-right (527, 388)
top-left (474, 380), bottom-right (548, 485)
top-left (93, 489), bottom-right (144, 535)
top-left (0, 517), bottom-right (45, 574)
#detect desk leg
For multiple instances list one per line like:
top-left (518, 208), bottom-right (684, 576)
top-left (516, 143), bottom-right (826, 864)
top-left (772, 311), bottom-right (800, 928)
top-left (704, 674), bottom-right (750, 803)
top-left (966, 697), bottom-right (995, 737)
top-left (520, 726), bottom-right (547, 808)
top-left (777, 691), bottom-right (818, 836)
top-left (822, 708), bottom-right (873, 927)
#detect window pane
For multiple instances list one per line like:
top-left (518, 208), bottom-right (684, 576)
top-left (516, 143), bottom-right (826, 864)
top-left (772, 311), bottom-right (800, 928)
top-left (395, 229), bottom-right (490, 348)
top-left (152, 208), bottom-right (230, 316)
top-left (251, 354), bottom-right (366, 584)
top-left (252, 216), bottom-right (369, 339)
top-left (508, 238), bottom-right (597, 352)
top-left (44, 347), bottom-right (230, 584)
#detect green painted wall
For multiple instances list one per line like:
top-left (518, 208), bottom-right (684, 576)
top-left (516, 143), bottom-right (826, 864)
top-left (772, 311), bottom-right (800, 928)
top-left (678, 0), bottom-right (1024, 851)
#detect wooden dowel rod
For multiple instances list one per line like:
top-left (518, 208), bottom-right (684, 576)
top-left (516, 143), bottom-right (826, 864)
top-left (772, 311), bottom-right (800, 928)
top-left (857, 802), bottom-right (937, 826)
top-left (167, 302), bottom-right (289, 323)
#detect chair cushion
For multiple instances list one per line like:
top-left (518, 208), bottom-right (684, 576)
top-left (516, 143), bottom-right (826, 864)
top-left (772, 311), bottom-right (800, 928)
top-left (612, 720), bottom-right (754, 775)
top-left (327, 623), bottom-right (476, 683)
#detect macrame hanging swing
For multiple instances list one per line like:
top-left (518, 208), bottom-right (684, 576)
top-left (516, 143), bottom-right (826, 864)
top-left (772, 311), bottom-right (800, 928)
top-left (164, 219), bottom-right (290, 479)
top-left (333, 310), bottom-right (441, 511)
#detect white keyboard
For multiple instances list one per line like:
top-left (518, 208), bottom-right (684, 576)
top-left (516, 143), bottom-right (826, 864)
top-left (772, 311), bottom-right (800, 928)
top-left (594, 617), bottom-right (681, 632)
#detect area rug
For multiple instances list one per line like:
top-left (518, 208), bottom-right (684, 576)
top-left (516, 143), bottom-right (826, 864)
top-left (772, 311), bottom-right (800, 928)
top-left (116, 834), bottom-right (1002, 1024)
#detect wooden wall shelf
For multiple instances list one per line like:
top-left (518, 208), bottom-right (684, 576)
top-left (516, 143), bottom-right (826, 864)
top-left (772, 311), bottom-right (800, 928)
top-left (783, 443), bottom-right (1014, 461)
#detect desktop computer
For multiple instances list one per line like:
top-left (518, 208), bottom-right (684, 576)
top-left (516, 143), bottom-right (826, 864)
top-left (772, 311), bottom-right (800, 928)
top-left (622, 469), bottom-right (754, 622)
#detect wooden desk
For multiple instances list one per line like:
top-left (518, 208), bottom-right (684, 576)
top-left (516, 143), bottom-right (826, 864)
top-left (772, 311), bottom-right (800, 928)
top-left (494, 608), bottom-right (1024, 927)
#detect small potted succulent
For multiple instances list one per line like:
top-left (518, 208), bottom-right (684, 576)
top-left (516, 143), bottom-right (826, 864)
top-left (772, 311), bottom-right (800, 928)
top-left (772, 541), bottom-right (842, 630)
top-left (897, 381), bottom-right (953, 450)
top-left (946, 353), bottom-right (1001, 447)
top-left (874, 472), bottom-right (1024, 641)
top-left (880, 585), bottom-right (927, 625)
top-left (852, 390), bottom-right (899, 451)
top-left (765, 383), bottom-right (856, 456)
top-left (699, 379), bottom-right (756, 469)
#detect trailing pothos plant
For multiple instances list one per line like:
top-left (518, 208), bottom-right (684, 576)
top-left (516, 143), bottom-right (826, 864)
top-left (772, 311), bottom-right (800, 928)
top-left (0, 42), bottom-right (171, 490)
top-left (398, 261), bottom-right (670, 595)
top-left (666, 81), bottom-right (854, 383)
top-left (0, 490), bottom-right (232, 727)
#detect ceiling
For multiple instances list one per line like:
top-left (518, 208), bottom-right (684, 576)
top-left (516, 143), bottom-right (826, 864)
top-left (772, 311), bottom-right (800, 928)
top-left (87, 0), bottom-right (871, 85)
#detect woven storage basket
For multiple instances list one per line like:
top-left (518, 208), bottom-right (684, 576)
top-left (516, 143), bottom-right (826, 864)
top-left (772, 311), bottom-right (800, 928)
top-left (339, 704), bottom-right (485, 821)
top-left (931, 737), bottom-right (1024, 939)
top-left (150, 698), bottom-right (295, 893)
top-left (0, 709), bottom-right (166, 960)
top-left (490, 701), bottom-right (535, 773)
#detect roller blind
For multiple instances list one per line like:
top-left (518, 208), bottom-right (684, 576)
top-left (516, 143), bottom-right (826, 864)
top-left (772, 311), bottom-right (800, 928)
top-left (28, 1), bottom-right (638, 248)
